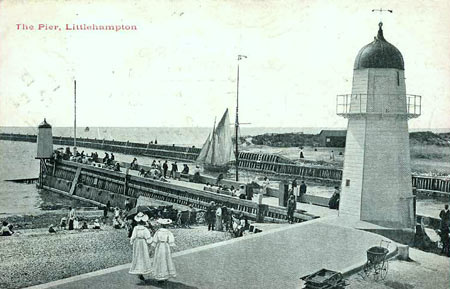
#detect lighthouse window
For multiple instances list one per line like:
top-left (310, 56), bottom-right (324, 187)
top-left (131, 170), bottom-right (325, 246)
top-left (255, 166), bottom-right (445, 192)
top-left (397, 71), bottom-right (400, 86)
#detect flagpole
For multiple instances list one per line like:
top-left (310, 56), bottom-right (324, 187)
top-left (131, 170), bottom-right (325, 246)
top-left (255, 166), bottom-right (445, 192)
top-left (74, 80), bottom-right (77, 147)
top-left (235, 55), bottom-right (247, 182)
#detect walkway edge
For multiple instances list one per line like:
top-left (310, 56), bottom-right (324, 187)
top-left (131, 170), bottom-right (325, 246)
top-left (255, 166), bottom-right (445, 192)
top-left (25, 220), bottom-right (323, 289)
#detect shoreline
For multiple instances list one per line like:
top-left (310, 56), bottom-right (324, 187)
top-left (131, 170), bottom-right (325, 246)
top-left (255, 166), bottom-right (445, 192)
top-left (0, 224), bottom-right (232, 289)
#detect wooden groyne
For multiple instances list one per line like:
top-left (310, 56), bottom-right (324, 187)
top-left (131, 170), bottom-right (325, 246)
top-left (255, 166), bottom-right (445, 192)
top-left (41, 160), bottom-right (318, 223)
top-left (2, 133), bottom-right (449, 195)
top-left (0, 133), bottom-right (200, 161)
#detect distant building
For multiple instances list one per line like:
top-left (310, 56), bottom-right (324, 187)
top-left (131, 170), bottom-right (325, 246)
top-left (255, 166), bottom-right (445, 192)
top-left (318, 130), bottom-right (347, 147)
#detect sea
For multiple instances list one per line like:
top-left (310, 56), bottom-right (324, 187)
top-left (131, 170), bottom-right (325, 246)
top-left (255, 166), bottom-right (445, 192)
top-left (0, 126), bottom-right (448, 219)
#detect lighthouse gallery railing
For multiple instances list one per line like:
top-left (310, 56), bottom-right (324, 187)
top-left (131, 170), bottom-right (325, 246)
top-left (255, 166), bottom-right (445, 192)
top-left (336, 94), bottom-right (421, 118)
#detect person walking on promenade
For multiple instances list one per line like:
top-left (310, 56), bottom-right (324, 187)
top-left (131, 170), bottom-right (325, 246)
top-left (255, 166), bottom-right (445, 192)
top-left (68, 207), bottom-right (76, 230)
top-left (163, 161), bottom-right (169, 178)
top-left (329, 186), bottom-right (340, 209)
top-left (170, 162), bottom-right (178, 178)
top-left (292, 178), bottom-right (299, 202)
top-left (439, 205), bottom-right (450, 256)
top-left (287, 195), bottom-right (296, 224)
top-left (129, 212), bottom-right (153, 281)
top-left (440, 205), bottom-right (450, 227)
top-left (205, 201), bottom-right (216, 231)
top-left (262, 176), bottom-right (269, 196)
top-left (152, 219), bottom-right (177, 283)
top-left (299, 180), bottom-right (307, 201)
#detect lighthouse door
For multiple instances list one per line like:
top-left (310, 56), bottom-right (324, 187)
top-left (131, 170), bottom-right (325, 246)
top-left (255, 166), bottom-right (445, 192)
top-left (373, 73), bottom-right (400, 114)
top-left (370, 71), bottom-right (406, 114)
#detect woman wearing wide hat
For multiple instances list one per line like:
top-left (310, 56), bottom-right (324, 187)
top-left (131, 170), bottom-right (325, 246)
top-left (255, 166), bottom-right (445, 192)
top-left (129, 212), bottom-right (153, 280)
top-left (151, 218), bottom-right (177, 282)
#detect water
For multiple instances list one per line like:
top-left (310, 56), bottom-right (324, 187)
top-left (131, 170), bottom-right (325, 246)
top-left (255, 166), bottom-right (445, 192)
top-left (0, 127), bottom-right (448, 219)
top-left (0, 141), bottom-right (92, 217)
top-left (0, 126), bottom-right (345, 148)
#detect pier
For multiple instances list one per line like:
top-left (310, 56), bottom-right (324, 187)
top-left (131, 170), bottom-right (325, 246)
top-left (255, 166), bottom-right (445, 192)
top-left (2, 132), bottom-right (449, 196)
top-left (42, 160), bottom-right (318, 223)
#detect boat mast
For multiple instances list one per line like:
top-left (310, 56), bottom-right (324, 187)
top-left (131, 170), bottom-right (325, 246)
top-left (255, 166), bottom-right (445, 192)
top-left (235, 55), bottom-right (247, 181)
top-left (211, 117), bottom-right (217, 166)
top-left (74, 80), bottom-right (77, 147)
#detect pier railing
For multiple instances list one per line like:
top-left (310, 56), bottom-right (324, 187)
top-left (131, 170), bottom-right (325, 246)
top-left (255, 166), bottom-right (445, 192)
top-left (2, 133), bottom-right (449, 194)
top-left (43, 160), bottom-right (318, 223)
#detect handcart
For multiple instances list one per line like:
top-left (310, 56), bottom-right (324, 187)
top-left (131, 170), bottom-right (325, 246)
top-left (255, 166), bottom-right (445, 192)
top-left (300, 268), bottom-right (348, 289)
top-left (362, 240), bottom-right (391, 281)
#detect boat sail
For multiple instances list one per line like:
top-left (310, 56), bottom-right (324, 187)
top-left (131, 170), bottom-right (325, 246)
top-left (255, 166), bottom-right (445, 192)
top-left (197, 109), bottom-right (233, 172)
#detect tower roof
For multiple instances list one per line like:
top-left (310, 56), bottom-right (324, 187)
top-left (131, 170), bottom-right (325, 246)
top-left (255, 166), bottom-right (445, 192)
top-left (354, 22), bottom-right (404, 70)
top-left (38, 118), bottom-right (52, 128)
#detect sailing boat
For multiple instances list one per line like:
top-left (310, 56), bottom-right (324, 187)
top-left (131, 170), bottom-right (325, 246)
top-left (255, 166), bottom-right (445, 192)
top-left (197, 109), bottom-right (233, 172)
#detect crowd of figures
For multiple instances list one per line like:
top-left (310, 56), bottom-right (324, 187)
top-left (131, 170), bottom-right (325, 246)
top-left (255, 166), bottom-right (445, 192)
top-left (204, 201), bottom-right (249, 237)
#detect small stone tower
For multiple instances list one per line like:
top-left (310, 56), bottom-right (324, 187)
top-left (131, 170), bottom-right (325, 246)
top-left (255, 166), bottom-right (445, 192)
top-left (37, 118), bottom-right (53, 159)
top-left (337, 22), bottom-right (421, 229)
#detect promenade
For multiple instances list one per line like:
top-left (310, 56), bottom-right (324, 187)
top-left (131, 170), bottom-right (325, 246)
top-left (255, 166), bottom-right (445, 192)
top-left (28, 216), bottom-right (396, 289)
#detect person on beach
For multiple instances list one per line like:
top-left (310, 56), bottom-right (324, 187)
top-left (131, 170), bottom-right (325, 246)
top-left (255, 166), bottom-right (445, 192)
top-left (68, 207), bottom-right (76, 230)
top-left (60, 217), bottom-right (67, 230)
top-left (129, 212), bottom-right (153, 281)
top-left (287, 195), bottom-right (296, 224)
top-left (48, 224), bottom-right (56, 233)
top-left (205, 201), bottom-right (216, 231)
top-left (151, 218), bottom-right (176, 283)
top-left (163, 161), bottom-right (169, 178)
top-left (215, 204), bottom-right (223, 231)
top-left (1, 221), bottom-right (14, 236)
top-left (93, 219), bottom-right (101, 229)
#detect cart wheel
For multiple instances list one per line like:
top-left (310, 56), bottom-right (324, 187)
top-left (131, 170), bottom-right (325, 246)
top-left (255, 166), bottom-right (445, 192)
top-left (379, 260), bottom-right (389, 280)
top-left (371, 261), bottom-right (389, 281)
top-left (361, 262), bottom-right (372, 280)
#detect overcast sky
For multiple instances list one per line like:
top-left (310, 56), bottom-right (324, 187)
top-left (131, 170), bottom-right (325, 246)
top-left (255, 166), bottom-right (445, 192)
top-left (0, 0), bottom-right (449, 129)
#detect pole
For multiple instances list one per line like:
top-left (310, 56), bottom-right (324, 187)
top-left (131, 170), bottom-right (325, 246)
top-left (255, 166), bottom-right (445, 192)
top-left (74, 80), bottom-right (77, 147)
top-left (235, 64), bottom-right (239, 181)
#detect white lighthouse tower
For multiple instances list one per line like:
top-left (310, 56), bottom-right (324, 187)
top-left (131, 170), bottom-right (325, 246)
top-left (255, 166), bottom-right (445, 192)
top-left (337, 22), bottom-right (421, 229)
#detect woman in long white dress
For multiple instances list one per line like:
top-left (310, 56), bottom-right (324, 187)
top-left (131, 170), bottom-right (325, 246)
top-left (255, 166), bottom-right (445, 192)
top-left (215, 206), bottom-right (223, 231)
top-left (151, 219), bottom-right (176, 282)
top-left (129, 212), bottom-right (153, 281)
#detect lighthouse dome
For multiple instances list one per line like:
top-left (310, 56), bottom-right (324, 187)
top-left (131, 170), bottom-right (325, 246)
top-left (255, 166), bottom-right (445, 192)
top-left (354, 22), bottom-right (404, 70)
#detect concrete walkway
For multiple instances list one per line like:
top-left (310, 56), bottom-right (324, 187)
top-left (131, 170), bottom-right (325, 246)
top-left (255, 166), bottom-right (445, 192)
top-left (159, 177), bottom-right (338, 219)
top-left (28, 217), bottom-right (396, 289)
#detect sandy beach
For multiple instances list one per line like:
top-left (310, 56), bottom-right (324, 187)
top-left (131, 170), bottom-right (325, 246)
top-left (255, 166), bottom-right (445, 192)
top-left (0, 224), bottom-right (232, 289)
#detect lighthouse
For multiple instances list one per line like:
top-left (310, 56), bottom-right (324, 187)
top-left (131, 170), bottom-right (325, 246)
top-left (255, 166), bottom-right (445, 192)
top-left (337, 22), bottom-right (421, 229)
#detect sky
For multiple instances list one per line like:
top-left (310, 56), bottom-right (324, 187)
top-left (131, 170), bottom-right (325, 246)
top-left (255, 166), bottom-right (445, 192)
top-left (0, 0), bottom-right (449, 129)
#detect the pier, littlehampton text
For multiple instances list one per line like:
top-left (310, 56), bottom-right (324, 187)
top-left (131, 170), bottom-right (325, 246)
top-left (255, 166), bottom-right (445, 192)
top-left (16, 24), bottom-right (137, 32)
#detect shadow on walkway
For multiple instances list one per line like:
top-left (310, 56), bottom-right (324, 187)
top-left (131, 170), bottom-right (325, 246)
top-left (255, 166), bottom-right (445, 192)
top-left (138, 279), bottom-right (198, 289)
